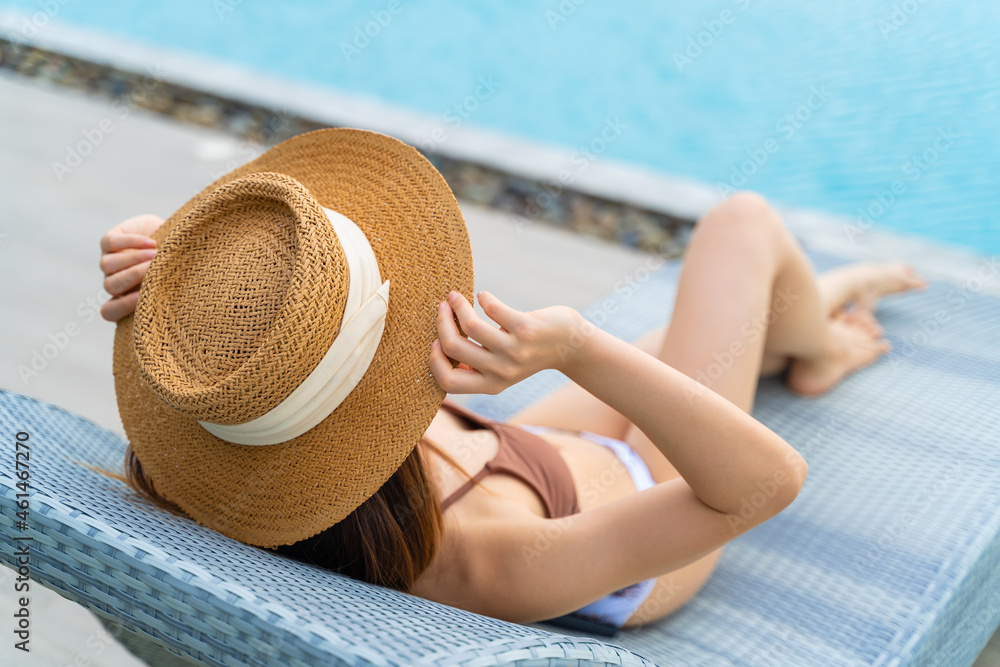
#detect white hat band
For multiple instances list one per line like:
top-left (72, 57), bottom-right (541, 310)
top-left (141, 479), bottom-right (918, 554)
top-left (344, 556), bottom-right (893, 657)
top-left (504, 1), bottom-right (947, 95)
top-left (199, 207), bottom-right (390, 446)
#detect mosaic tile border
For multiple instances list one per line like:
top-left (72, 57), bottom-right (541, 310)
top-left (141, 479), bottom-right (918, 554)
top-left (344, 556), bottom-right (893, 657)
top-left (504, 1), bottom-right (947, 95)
top-left (3, 27), bottom-right (996, 297)
top-left (0, 36), bottom-right (693, 259)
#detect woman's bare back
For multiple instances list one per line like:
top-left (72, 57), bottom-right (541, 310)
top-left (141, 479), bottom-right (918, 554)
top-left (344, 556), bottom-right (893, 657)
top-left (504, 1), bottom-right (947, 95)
top-left (411, 256), bottom-right (927, 626)
top-left (410, 402), bottom-right (704, 626)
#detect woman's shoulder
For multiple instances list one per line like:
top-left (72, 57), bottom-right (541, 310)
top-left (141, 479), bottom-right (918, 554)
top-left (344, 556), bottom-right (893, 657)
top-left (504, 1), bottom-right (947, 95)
top-left (409, 517), bottom-right (466, 601)
top-left (409, 501), bottom-right (517, 604)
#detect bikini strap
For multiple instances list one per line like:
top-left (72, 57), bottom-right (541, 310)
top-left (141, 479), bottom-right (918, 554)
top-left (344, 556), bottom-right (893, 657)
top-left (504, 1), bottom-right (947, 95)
top-left (439, 466), bottom-right (492, 513)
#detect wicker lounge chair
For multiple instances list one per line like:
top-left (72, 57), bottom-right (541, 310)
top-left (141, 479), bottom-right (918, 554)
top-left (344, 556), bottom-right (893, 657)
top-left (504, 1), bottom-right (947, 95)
top-left (2, 247), bottom-right (998, 666)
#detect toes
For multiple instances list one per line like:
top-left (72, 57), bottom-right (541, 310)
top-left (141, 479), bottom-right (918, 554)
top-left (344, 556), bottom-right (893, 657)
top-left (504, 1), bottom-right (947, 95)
top-left (867, 335), bottom-right (891, 351)
top-left (857, 336), bottom-right (891, 368)
top-left (906, 268), bottom-right (929, 289)
top-left (866, 337), bottom-right (892, 357)
top-left (840, 308), bottom-right (860, 322)
top-left (841, 308), bottom-right (883, 337)
top-left (855, 292), bottom-right (878, 313)
top-left (860, 312), bottom-right (884, 336)
top-left (896, 263), bottom-right (929, 291)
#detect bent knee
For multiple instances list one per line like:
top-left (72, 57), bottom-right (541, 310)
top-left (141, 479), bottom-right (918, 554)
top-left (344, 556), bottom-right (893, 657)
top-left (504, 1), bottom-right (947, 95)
top-left (697, 191), bottom-right (786, 245)
top-left (724, 190), bottom-right (774, 215)
top-left (704, 191), bottom-right (775, 225)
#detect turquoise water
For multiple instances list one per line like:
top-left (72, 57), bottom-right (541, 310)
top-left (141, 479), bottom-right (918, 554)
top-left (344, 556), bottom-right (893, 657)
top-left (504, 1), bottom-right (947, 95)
top-left (5, 1), bottom-right (998, 255)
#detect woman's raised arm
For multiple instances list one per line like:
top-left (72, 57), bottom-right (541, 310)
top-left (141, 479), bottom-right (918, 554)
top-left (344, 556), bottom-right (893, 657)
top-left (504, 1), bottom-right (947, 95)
top-left (557, 316), bottom-right (806, 520)
top-left (433, 289), bottom-right (806, 524)
top-left (429, 291), bottom-right (808, 623)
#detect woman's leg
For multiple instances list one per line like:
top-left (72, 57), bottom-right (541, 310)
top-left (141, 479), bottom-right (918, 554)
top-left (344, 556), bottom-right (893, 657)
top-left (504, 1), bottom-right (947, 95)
top-left (506, 193), bottom-right (802, 435)
top-left (509, 192), bottom-right (915, 627)
top-left (613, 191), bottom-right (892, 626)
top-left (652, 193), bottom-right (829, 414)
top-left (508, 193), bottom-right (915, 446)
top-left (618, 191), bottom-right (901, 488)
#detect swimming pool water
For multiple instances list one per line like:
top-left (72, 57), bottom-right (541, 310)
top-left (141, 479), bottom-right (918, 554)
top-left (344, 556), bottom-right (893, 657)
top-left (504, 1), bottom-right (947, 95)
top-left (4, 0), bottom-right (998, 256)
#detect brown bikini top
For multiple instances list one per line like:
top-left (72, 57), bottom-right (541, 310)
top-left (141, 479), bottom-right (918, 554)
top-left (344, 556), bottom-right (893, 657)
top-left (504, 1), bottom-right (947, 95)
top-left (435, 398), bottom-right (581, 519)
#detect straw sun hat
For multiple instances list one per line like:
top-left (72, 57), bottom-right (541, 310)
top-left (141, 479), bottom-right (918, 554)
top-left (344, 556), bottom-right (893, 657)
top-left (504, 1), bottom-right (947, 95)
top-left (112, 127), bottom-right (475, 548)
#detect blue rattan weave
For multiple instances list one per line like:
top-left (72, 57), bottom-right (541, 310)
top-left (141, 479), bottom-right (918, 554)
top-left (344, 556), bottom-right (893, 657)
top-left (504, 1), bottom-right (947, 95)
top-left (469, 247), bottom-right (1000, 666)
top-left (0, 389), bottom-right (655, 666)
top-left (2, 246), bottom-right (998, 666)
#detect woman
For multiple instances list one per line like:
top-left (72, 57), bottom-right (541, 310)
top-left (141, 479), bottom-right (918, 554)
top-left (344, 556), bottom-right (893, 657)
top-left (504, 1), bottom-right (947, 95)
top-left (98, 188), bottom-right (925, 631)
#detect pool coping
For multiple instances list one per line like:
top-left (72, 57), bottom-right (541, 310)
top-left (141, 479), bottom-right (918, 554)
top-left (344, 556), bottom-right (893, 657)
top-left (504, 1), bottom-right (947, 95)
top-left (2, 10), bottom-right (997, 297)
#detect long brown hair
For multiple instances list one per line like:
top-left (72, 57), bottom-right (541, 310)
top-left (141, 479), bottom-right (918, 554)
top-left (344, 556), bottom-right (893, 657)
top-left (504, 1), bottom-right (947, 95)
top-left (84, 432), bottom-right (494, 593)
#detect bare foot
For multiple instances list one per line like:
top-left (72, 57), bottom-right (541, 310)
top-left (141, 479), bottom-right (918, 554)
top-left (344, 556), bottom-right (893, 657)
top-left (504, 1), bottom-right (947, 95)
top-left (786, 310), bottom-right (892, 397)
top-left (817, 261), bottom-right (928, 318)
top-left (840, 307), bottom-right (884, 338)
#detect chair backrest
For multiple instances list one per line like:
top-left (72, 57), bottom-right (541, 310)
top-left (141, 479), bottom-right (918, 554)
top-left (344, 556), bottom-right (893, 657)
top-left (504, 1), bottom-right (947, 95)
top-left (0, 389), bottom-right (655, 666)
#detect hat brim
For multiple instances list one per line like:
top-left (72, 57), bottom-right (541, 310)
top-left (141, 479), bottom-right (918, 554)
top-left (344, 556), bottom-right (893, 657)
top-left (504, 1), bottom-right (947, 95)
top-left (113, 128), bottom-right (474, 548)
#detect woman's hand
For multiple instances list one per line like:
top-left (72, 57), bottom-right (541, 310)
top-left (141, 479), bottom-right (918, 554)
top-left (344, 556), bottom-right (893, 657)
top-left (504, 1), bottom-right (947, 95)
top-left (99, 213), bottom-right (164, 323)
top-left (429, 290), bottom-right (582, 395)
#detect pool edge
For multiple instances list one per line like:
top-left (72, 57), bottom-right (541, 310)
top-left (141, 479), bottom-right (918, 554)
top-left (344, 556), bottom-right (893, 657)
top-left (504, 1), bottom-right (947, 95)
top-left (1, 11), bottom-right (997, 296)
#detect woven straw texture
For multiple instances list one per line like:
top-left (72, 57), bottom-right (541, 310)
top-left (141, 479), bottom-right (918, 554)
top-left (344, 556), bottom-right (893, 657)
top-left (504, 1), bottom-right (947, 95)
top-left (113, 128), bottom-right (476, 548)
top-left (132, 173), bottom-right (349, 424)
top-left (2, 246), bottom-right (998, 665)
top-left (0, 391), bottom-right (653, 666)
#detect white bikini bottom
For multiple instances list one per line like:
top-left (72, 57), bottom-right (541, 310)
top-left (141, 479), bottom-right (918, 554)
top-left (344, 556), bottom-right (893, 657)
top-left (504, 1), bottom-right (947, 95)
top-left (519, 424), bottom-right (660, 630)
